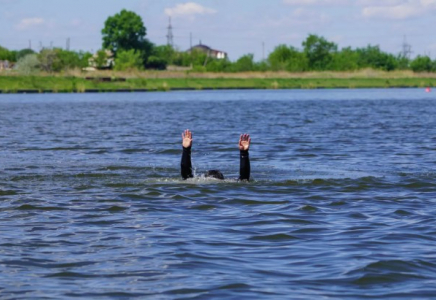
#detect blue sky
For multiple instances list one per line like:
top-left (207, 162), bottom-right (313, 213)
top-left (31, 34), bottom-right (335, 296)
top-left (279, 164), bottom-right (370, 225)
top-left (1, 0), bottom-right (435, 61)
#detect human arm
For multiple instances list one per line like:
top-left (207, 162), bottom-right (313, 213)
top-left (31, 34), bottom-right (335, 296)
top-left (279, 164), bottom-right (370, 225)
top-left (181, 129), bottom-right (193, 179)
top-left (239, 133), bottom-right (251, 181)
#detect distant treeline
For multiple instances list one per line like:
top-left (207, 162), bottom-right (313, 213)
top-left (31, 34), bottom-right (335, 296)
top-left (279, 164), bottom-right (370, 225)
top-left (1, 9), bottom-right (435, 74)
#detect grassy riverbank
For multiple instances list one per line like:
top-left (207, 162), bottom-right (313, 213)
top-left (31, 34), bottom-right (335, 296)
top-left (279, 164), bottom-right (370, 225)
top-left (0, 70), bottom-right (435, 93)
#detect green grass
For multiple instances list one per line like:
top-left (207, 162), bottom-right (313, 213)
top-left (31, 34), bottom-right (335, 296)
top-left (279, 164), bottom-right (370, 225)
top-left (1, 75), bottom-right (436, 93)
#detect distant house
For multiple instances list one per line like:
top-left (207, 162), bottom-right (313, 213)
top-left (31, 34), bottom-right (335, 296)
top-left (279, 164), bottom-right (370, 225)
top-left (0, 60), bottom-right (11, 71)
top-left (187, 42), bottom-right (227, 59)
top-left (85, 50), bottom-right (115, 71)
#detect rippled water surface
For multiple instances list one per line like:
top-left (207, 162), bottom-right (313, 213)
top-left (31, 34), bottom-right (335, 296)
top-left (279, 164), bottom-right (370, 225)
top-left (1, 89), bottom-right (436, 299)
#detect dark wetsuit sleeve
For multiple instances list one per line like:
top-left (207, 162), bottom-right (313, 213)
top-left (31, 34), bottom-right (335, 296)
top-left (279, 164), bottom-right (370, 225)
top-left (239, 150), bottom-right (250, 181)
top-left (181, 147), bottom-right (193, 179)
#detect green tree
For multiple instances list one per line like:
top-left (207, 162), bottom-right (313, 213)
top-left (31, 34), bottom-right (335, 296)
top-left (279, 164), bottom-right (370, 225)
top-left (233, 54), bottom-right (255, 72)
top-left (268, 44), bottom-right (292, 71)
top-left (102, 10), bottom-right (148, 56)
top-left (93, 50), bottom-right (111, 69)
top-left (55, 49), bottom-right (83, 70)
top-left (39, 49), bottom-right (60, 72)
top-left (79, 51), bottom-right (93, 68)
top-left (253, 60), bottom-right (269, 72)
top-left (16, 48), bottom-right (35, 61)
top-left (189, 49), bottom-right (208, 67)
top-left (355, 45), bottom-right (398, 71)
top-left (0, 46), bottom-right (17, 61)
top-left (115, 49), bottom-right (144, 70)
top-left (330, 47), bottom-right (359, 71)
top-left (285, 48), bottom-right (308, 72)
top-left (302, 34), bottom-right (337, 70)
top-left (268, 45), bottom-right (307, 72)
top-left (152, 45), bottom-right (176, 65)
top-left (410, 55), bottom-right (434, 72)
top-left (396, 54), bottom-right (410, 70)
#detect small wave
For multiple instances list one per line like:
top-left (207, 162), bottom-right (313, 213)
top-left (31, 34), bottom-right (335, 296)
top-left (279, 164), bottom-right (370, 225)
top-left (45, 271), bottom-right (94, 278)
top-left (189, 204), bottom-right (217, 210)
top-left (298, 205), bottom-right (318, 212)
top-left (347, 259), bottom-right (434, 286)
top-left (119, 148), bottom-right (151, 154)
top-left (16, 204), bottom-right (67, 211)
top-left (249, 233), bottom-right (299, 241)
top-left (225, 199), bottom-right (289, 205)
top-left (0, 189), bottom-right (18, 196)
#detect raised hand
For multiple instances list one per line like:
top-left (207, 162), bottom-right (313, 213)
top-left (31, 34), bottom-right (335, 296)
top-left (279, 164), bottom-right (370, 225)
top-left (239, 133), bottom-right (251, 151)
top-left (182, 129), bottom-right (193, 148)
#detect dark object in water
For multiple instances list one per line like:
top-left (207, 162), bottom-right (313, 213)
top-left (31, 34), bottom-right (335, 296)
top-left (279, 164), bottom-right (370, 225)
top-left (205, 170), bottom-right (224, 180)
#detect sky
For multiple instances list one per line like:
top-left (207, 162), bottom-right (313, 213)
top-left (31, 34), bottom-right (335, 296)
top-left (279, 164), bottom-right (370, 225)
top-left (1, 0), bottom-right (436, 61)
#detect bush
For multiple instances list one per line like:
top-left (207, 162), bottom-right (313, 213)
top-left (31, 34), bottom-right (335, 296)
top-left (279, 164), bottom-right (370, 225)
top-left (114, 49), bottom-right (143, 71)
top-left (410, 55), bottom-right (434, 72)
top-left (233, 54), bottom-right (255, 72)
top-left (55, 49), bottom-right (84, 70)
top-left (15, 54), bottom-right (40, 74)
top-left (268, 45), bottom-right (308, 72)
top-left (206, 59), bottom-right (231, 72)
top-left (145, 56), bottom-right (167, 70)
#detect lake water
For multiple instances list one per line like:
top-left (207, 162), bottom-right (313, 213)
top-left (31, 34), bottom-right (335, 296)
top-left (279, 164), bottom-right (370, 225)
top-left (1, 89), bottom-right (436, 299)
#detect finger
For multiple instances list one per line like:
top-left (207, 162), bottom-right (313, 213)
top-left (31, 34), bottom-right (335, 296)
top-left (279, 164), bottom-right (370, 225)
top-left (188, 130), bottom-right (192, 139)
top-left (182, 132), bottom-right (185, 139)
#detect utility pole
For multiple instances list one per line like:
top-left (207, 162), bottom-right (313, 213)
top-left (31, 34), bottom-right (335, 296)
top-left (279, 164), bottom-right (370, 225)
top-left (401, 35), bottom-right (412, 59)
top-left (189, 32), bottom-right (193, 68)
top-left (166, 17), bottom-right (174, 47)
top-left (262, 42), bottom-right (265, 61)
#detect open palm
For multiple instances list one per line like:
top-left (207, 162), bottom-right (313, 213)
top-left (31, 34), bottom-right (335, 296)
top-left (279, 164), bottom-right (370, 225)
top-left (239, 134), bottom-right (251, 151)
top-left (182, 129), bottom-right (193, 148)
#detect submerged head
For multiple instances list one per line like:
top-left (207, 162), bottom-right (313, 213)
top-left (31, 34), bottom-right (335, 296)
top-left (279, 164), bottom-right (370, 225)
top-left (204, 170), bottom-right (224, 180)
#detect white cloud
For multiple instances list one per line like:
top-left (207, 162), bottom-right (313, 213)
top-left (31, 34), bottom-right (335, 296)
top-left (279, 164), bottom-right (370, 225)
top-left (16, 17), bottom-right (45, 30)
top-left (362, 6), bottom-right (419, 19)
top-left (70, 19), bottom-right (82, 27)
top-left (421, 0), bottom-right (436, 8)
top-left (292, 8), bottom-right (329, 21)
top-left (283, 0), bottom-right (349, 5)
top-left (361, 0), bottom-right (436, 19)
top-left (164, 2), bottom-right (216, 17)
top-left (357, 0), bottom-right (405, 5)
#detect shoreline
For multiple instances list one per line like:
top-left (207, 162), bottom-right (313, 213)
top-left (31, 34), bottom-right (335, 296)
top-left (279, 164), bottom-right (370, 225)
top-left (0, 73), bottom-right (435, 94)
top-left (0, 85), bottom-right (432, 94)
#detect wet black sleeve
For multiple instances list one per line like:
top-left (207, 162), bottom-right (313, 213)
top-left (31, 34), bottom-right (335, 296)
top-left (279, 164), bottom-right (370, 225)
top-left (181, 147), bottom-right (193, 179)
top-left (239, 150), bottom-right (250, 181)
